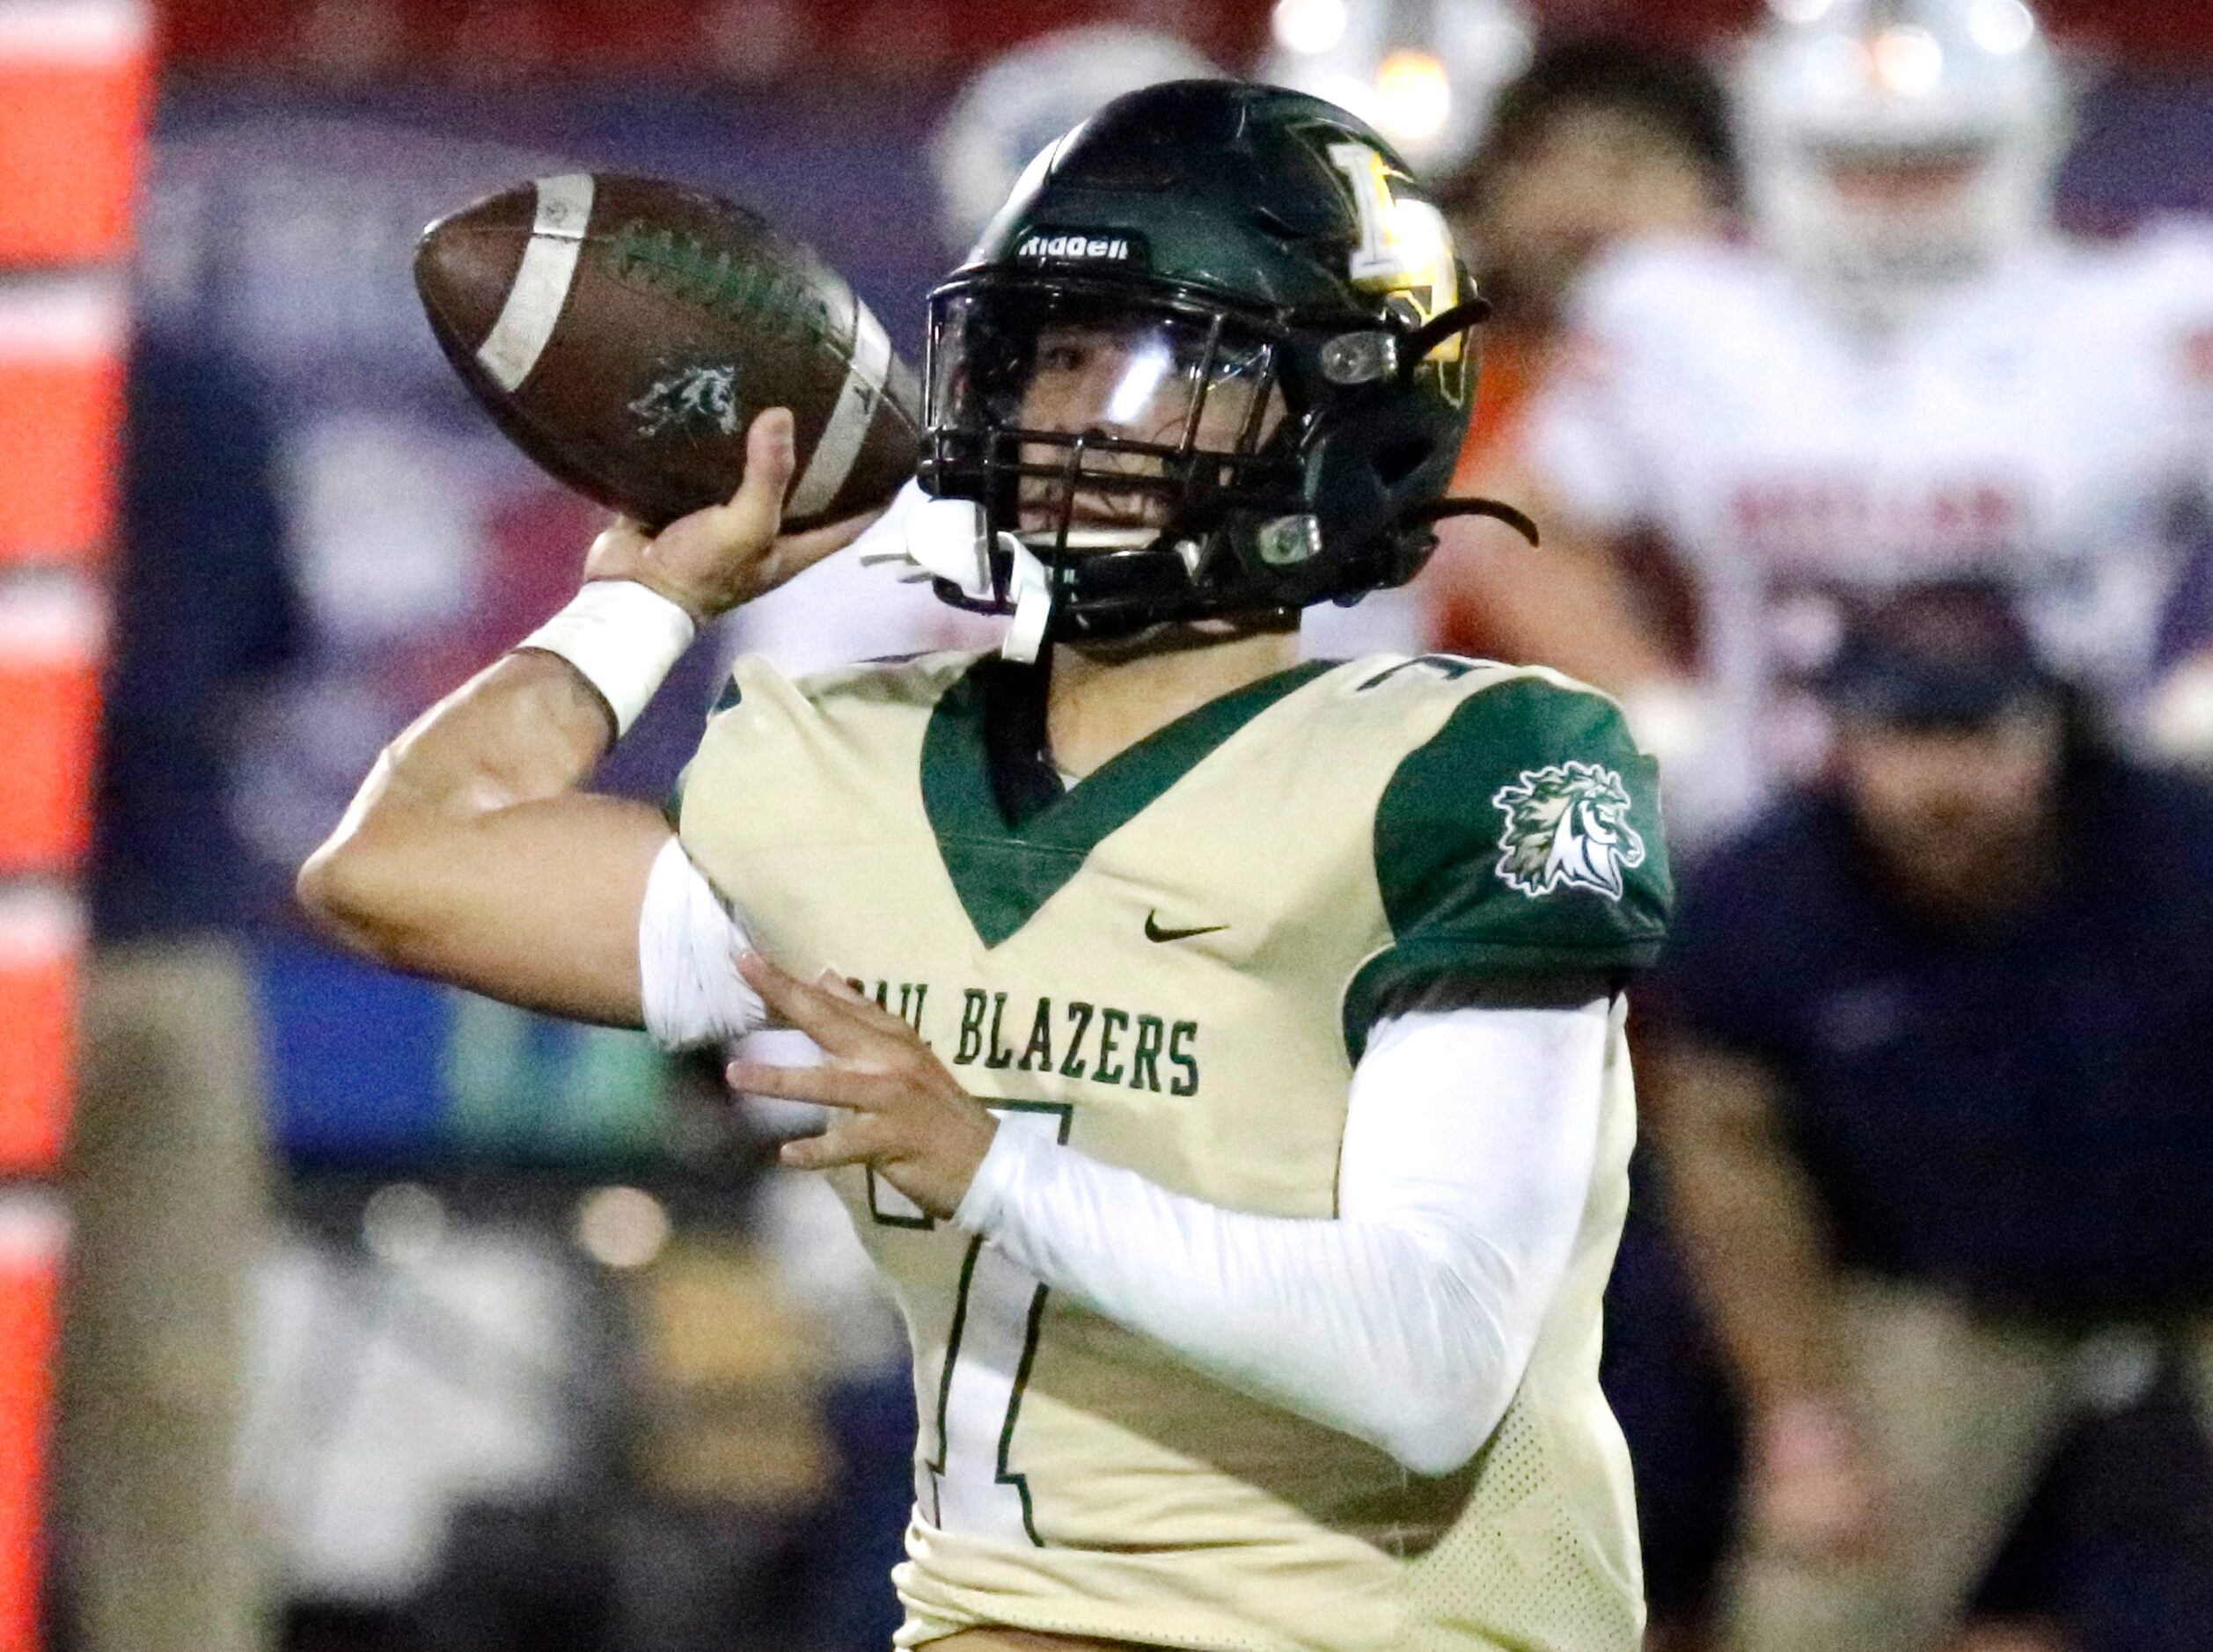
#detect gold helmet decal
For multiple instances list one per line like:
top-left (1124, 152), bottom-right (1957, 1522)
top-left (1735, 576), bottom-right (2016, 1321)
top-left (1325, 141), bottom-right (1469, 402)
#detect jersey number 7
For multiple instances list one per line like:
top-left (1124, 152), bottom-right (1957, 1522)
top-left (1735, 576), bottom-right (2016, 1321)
top-left (914, 1101), bottom-right (1072, 1546)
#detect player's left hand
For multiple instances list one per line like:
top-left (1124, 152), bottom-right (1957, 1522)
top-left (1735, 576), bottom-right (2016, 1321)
top-left (728, 951), bottom-right (1000, 1218)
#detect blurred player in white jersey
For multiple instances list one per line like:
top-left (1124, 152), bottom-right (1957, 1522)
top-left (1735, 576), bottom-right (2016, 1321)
top-left (1507, 0), bottom-right (2213, 838)
top-left (1422, 38), bottom-right (1740, 669)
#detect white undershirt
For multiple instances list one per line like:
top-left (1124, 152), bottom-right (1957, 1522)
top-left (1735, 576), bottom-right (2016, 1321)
top-left (639, 835), bottom-right (766, 1048)
top-left (639, 836), bottom-right (1608, 1475)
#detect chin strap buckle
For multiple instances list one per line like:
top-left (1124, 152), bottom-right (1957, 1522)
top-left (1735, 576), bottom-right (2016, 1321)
top-left (885, 494), bottom-right (1053, 662)
top-left (896, 496), bottom-right (997, 599)
top-left (1000, 543), bottom-right (1052, 663)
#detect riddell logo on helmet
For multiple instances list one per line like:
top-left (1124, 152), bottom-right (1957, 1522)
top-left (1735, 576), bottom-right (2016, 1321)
top-left (1014, 230), bottom-right (1146, 265)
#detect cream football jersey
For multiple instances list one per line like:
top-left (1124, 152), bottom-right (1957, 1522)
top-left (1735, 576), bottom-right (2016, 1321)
top-left (1528, 227), bottom-right (2213, 830)
top-left (676, 648), bottom-right (1672, 1652)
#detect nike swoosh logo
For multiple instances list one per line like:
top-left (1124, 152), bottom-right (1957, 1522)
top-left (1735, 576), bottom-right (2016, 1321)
top-left (1145, 911), bottom-right (1227, 944)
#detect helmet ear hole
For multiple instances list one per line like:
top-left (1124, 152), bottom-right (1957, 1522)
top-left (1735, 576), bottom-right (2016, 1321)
top-left (1373, 436), bottom-right (1434, 488)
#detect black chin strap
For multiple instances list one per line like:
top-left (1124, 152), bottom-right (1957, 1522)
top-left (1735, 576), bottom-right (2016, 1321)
top-left (1385, 299), bottom-right (1540, 549)
top-left (978, 654), bottom-right (1063, 828)
top-left (1397, 298), bottom-right (1495, 376)
top-left (1409, 495), bottom-right (1542, 547)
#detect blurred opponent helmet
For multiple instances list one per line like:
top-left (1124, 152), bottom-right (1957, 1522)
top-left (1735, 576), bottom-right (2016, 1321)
top-left (1739, 0), bottom-right (2068, 318)
top-left (1257, 0), bottom-right (1534, 179)
top-left (910, 80), bottom-right (1518, 654)
top-left (932, 25), bottom-right (1222, 255)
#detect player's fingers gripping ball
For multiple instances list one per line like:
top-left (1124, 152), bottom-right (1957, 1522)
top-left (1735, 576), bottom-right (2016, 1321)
top-left (728, 950), bottom-right (1000, 1217)
top-left (582, 409), bottom-right (866, 620)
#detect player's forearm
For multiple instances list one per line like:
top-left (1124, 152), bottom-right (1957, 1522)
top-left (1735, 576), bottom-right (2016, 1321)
top-left (954, 1005), bottom-right (1609, 1476)
top-left (366, 649), bottom-right (617, 821)
top-left (960, 1136), bottom-right (1517, 1474)
top-left (1674, 1147), bottom-right (1848, 1409)
top-left (303, 651), bottom-right (611, 923)
top-left (1650, 1042), bottom-right (1849, 1411)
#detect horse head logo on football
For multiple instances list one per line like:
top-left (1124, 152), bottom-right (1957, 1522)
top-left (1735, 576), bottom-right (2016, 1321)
top-left (628, 361), bottom-right (742, 441)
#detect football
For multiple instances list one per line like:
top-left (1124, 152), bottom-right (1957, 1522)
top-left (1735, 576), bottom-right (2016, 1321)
top-left (414, 172), bottom-right (921, 531)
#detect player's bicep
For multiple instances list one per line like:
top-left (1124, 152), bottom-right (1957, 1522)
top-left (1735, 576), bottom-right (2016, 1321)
top-left (1337, 1002), bottom-right (1609, 1237)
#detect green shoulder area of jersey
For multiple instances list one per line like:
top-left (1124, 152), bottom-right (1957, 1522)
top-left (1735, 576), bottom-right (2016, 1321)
top-left (1345, 666), bottom-right (1674, 1056)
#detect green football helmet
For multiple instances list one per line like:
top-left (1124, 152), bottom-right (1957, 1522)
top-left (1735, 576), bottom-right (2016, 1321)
top-left (912, 78), bottom-right (1528, 648)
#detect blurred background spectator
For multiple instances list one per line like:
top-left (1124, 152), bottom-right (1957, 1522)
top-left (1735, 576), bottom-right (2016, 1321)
top-left (1420, 36), bottom-right (1740, 669)
top-left (66, 324), bottom-right (300, 1652)
top-left (1645, 580), bottom-right (2213, 1652)
top-left (22, 2), bottom-right (2213, 1650)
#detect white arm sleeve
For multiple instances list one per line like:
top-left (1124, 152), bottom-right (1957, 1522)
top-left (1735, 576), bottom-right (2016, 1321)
top-left (954, 1000), bottom-right (1610, 1476)
top-left (637, 836), bottom-right (766, 1050)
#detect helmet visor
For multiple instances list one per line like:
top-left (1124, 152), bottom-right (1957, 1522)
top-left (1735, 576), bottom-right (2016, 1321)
top-left (926, 284), bottom-right (1291, 549)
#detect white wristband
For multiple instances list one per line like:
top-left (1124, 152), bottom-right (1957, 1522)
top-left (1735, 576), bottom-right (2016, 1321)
top-left (518, 581), bottom-right (697, 736)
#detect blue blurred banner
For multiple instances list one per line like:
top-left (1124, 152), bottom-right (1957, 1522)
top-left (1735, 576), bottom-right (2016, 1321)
top-left (255, 936), bottom-right (674, 1168)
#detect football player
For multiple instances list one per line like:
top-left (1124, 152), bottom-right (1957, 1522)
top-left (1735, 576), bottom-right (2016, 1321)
top-left (1502, 0), bottom-right (2213, 837)
top-left (301, 84), bottom-right (1672, 1651)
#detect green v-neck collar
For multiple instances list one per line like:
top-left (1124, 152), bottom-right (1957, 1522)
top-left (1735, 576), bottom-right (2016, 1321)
top-left (920, 655), bottom-right (1337, 947)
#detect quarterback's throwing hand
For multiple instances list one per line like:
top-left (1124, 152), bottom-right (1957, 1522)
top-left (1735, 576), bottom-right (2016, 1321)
top-left (729, 951), bottom-right (1000, 1218)
top-left (582, 408), bottom-right (882, 623)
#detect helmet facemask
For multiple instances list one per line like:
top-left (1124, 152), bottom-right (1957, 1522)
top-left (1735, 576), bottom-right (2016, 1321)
top-left (920, 275), bottom-right (1310, 643)
top-left (916, 274), bottom-right (1515, 653)
top-left (890, 81), bottom-right (1535, 658)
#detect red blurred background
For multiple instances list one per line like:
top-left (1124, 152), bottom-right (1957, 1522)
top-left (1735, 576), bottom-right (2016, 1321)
top-left (150, 0), bottom-right (2213, 80)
